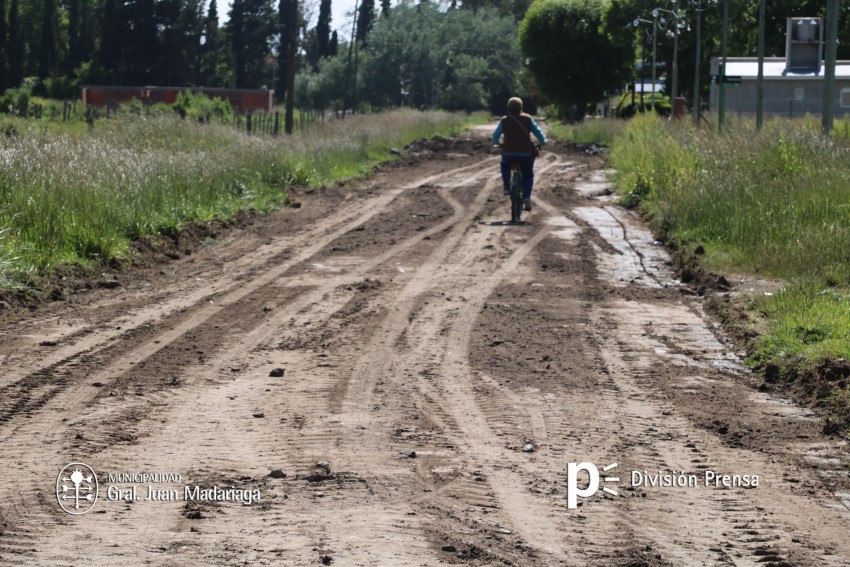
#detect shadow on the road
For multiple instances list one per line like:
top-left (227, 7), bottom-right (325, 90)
top-left (483, 220), bottom-right (532, 227)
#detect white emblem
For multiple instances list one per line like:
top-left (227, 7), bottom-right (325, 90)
top-left (56, 463), bottom-right (99, 514)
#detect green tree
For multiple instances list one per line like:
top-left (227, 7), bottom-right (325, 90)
top-left (230, 0), bottom-right (274, 88)
top-left (520, 0), bottom-right (629, 118)
top-left (354, 0), bottom-right (520, 111)
top-left (316, 0), bottom-right (331, 57)
top-left (356, 0), bottom-right (375, 44)
top-left (329, 29), bottom-right (338, 56)
top-left (0, 0), bottom-right (7, 90)
top-left (297, 51), bottom-right (347, 112)
top-left (38, 0), bottom-right (57, 80)
top-left (123, 0), bottom-right (157, 84)
top-left (201, 0), bottom-right (224, 85)
top-left (460, 0), bottom-right (531, 20)
top-left (277, 0), bottom-right (296, 94)
top-left (7, 0), bottom-right (22, 86)
top-left (157, 0), bottom-right (204, 86)
top-left (66, 0), bottom-right (81, 72)
top-left (96, 0), bottom-right (128, 83)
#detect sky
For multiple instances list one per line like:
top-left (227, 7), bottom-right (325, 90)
top-left (215, 0), bottom-right (362, 37)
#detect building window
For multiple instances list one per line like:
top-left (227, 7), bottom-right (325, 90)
top-left (841, 88), bottom-right (850, 108)
top-left (795, 87), bottom-right (805, 101)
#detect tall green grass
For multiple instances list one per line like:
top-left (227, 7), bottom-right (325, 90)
top-left (0, 109), bottom-right (471, 281)
top-left (610, 115), bottom-right (850, 417)
top-left (610, 114), bottom-right (850, 285)
top-left (749, 282), bottom-right (850, 367)
top-left (547, 118), bottom-right (626, 147)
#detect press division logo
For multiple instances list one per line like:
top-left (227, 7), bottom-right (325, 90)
top-left (56, 463), bottom-right (99, 514)
top-left (566, 462), bottom-right (619, 509)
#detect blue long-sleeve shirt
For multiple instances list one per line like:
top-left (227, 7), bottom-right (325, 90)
top-left (492, 117), bottom-right (547, 156)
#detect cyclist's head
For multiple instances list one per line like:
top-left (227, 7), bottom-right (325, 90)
top-left (507, 97), bottom-right (523, 114)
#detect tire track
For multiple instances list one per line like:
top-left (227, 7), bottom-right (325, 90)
top-left (3, 136), bottom-right (849, 566)
top-left (0, 158), bottom-right (496, 564)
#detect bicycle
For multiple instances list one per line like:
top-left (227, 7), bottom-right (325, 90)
top-left (508, 158), bottom-right (524, 224)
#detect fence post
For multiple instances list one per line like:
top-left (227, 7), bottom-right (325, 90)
top-left (274, 112), bottom-right (280, 136)
top-left (246, 113), bottom-right (252, 135)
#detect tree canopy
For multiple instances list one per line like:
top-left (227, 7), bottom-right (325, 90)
top-left (1, 0), bottom-right (849, 114)
top-left (297, 0), bottom-right (523, 113)
top-left (520, 0), bottom-right (629, 117)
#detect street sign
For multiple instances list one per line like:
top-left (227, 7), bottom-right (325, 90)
top-left (710, 74), bottom-right (743, 85)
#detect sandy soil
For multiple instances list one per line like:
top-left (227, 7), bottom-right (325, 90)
top-left (0, 125), bottom-right (848, 567)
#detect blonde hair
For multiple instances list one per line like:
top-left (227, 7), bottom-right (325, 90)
top-left (507, 97), bottom-right (523, 114)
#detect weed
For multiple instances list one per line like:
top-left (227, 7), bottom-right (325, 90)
top-left (0, 109), bottom-right (473, 284)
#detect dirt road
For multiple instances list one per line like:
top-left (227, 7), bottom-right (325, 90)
top-left (1, 126), bottom-right (848, 566)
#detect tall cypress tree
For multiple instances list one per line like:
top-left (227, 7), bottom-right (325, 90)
top-left (278, 0), bottom-right (294, 95)
top-left (356, 0), bottom-right (375, 44)
top-left (231, 0), bottom-right (274, 89)
top-left (38, 0), bottom-right (57, 80)
top-left (125, 0), bottom-right (157, 84)
top-left (202, 0), bottom-right (219, 85)
top-left (98, 0), bottom-right (127, 83)
top-left (0, 0), bottom-right (7, 90)
top-left (7, 0), bottom-right (21, 87)
top-left (67, 0), bottom-right (80, 71)
top-left (316, 0), bottom-right (331, 59)
top-left (381, 0), bottom-right (390, 18)
top-left (229, 0), bottom-right (245, 87)
top-left (329, 30), bottom-right (338, 57)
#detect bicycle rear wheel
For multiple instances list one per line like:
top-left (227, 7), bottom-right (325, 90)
top-left (510, 168), bottom-right (523, 223)
top-left (511, 194), bottom-right (523, 223)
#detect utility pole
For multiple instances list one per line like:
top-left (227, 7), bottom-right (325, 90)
top-left (823, 0), bottom-right (839, 134)
top-left (693, 0), bottom-right (701, 125)
top-left (632, 16), bottom-right (656, 112)
top-left (285, 0), bottom-right (297, 134)
top-left (651, 14), bottom-right (658, 110)
top-left (718, 0), bottom-right (728, 131)
top-left (654, 6), bottom-right (681, 115)
top-left (671, 10), bottom-right (679, 105)
top-left (756, 0), bottom-right (765, 129)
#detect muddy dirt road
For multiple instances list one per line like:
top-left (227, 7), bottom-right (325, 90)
top-left (1, 126), bottom-right (849, 566)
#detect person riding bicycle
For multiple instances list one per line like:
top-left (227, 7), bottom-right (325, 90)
top-left (491, 97), bottom-right (547, 211)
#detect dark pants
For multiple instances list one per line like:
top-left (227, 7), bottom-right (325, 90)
top-left (500, 155), bottom-right (535, 200)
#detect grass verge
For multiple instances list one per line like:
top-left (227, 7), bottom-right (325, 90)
top-left (607, 113), bottom-right (850, 431)
top-left (546, 117), bottom-right (626, 147)
top-left (0, 109), bottom-right (478, 286)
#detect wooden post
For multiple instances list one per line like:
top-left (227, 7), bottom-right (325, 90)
top-left (285, 0), bottom-right (298, 134)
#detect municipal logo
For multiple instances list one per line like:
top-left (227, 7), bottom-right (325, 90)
top-left (56, 463), bottom-right (99, 514)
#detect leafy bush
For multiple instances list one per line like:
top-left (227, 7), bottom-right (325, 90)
top-left (172, 91), bottom-right (235, 122)
top-left (0, 86), bottom-right (31, 116)
top-left (615, 91), bottom-right (672, 118)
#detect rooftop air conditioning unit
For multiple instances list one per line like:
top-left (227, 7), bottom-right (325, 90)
top-left (785, 17), bottom-right (823, 74)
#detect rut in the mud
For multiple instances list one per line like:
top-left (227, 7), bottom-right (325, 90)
top-left (0, 128), bottom-right (848, 567)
